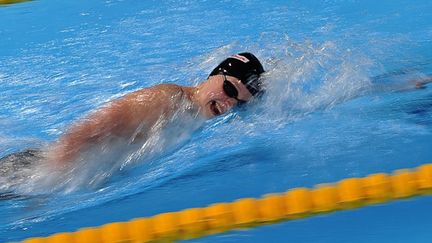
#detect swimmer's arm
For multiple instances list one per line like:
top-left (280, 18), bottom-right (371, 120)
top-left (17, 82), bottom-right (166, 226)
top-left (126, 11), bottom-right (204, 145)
top-left (392, 76), bottom-right (432, 92)
top-left (49, 84), bottom-right (182, 163)
top-left (411, 77), bottom-right (432, 89)
top-left (49, 101), bottom-right (129, 163)
top-left (370, 75), bottom-right (432, 93)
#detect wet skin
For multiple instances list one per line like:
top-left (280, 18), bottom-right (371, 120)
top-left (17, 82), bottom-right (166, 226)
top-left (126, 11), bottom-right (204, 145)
top-left (47, 74), bottom-right (253, 164)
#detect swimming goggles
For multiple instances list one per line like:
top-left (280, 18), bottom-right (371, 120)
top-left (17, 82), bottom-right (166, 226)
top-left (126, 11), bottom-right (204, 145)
top-left (222, 74), bottom-right (248, 105)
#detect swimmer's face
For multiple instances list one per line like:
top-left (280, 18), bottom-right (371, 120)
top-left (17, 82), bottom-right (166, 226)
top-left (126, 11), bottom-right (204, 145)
top-left (197, 74), bottom-right (253, 118)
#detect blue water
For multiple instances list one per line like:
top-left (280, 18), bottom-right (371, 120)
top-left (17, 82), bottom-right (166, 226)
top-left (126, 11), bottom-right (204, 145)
top-left (1, 0), bottom-right (432, 242)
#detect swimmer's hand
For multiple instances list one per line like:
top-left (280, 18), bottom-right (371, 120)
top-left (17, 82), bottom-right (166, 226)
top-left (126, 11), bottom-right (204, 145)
top-left (413, 77), bottom-right (432, 89)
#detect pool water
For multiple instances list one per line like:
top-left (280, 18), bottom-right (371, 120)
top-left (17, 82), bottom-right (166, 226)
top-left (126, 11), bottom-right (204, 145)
top-left (1, 0), bottom-right (432, 242)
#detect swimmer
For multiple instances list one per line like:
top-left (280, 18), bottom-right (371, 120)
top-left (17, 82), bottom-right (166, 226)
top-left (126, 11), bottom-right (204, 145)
top-left (43, 52), bottom-right (266, 164)
top-left (3, 51), bottom-right (430, 169)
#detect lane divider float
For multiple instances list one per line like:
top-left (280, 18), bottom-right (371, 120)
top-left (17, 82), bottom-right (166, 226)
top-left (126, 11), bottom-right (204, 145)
top-left (21, 163), bottom-right (432, 243)
top-left (0, 0), bottom-right (30, 5)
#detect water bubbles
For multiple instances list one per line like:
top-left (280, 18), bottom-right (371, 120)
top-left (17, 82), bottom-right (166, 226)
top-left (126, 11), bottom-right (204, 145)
top-left (193, 34), bottom-right (376, 134)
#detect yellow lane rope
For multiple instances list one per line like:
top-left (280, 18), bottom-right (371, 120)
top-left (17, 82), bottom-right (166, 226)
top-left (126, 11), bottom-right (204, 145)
top-left (21, 163), bottom-right (432, 243)
top-left (0, 0), bottom-right (30, 5)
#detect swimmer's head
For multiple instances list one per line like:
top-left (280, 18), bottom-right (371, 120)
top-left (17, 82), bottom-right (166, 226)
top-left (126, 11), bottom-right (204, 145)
top-left (194, 52), bottom-right (265, 118)
top-left (209, 52), bottom-right (265, 96)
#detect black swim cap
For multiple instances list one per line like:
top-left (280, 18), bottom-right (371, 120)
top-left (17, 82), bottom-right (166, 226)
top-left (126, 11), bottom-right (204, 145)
top-left (209, 52), bottom-right (265, 96)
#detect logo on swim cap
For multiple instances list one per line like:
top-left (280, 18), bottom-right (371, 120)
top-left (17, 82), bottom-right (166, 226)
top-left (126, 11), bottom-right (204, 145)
top-left (230, 54), bottom-right (250, 63)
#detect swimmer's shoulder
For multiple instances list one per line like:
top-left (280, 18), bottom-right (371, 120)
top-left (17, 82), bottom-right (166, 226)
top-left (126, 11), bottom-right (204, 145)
top-left (152, 83), bottom-right (184, 95)
top-left (124, 83), bottom-right (183, 99)
top-left (150, 83), bottom-right (188, 102)
top-left (123, 83), bottom-right (189, 107)
top-left (149, 84), bottom-right (194, 109)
